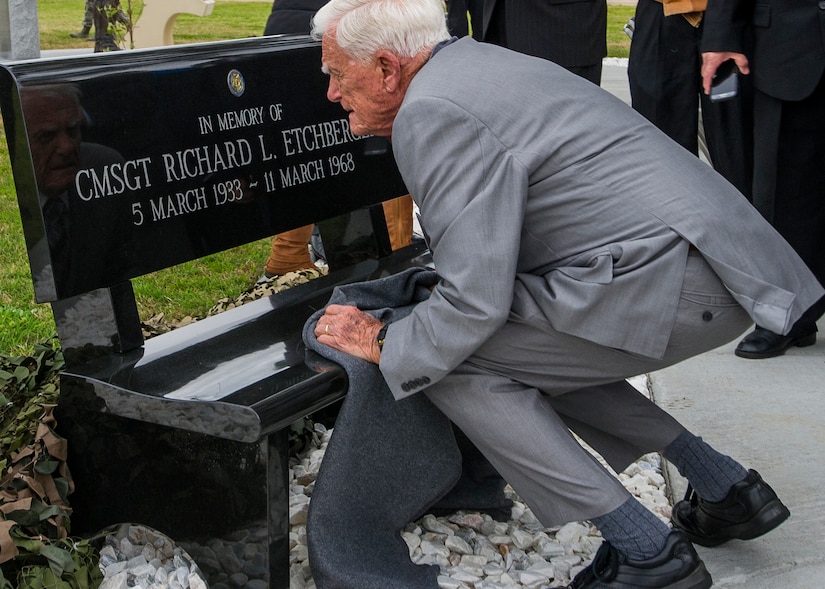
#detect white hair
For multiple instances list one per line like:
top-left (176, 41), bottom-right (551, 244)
top-left (311, 0), bottom-right (451, 63)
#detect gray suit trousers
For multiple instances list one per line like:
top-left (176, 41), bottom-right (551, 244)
top-left (424, 252), bottom-right (752, 525)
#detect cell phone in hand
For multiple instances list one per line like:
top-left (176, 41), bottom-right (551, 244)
top-left (710, 60), bottom-right (738, 102)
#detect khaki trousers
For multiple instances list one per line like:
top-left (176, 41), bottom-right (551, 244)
top-left (264, 195), bottom-right (414, 275)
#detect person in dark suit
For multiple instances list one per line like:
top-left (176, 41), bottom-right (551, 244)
top-left (445, 0), bottom-right (483, 38)
top-left (628, 0), bottom-right (753, 199)
top-left (264, 0), bottom-right (326, 37)
top-left (307, 1), bottom-right (824, 587)
top-left (479, 0), bottom-right (607, 84)
top-left (701, 0), bottom-right (825, 359)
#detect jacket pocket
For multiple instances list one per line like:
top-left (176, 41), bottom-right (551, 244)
top-left (753, 3), bottom-right (771, 28)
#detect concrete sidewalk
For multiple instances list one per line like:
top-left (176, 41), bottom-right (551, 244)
top-left (652, 320), bottom-right (825, 589)
top-left (601, 59), bottom-right (825, 589)
top-left (602, 59), bottom-right (631, 105)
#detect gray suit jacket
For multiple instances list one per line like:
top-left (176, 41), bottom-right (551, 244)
top-left (381, 38), bottom-right (823, 399)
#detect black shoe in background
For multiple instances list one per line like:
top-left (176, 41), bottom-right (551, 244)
top-left (734, 325), bottom-right (816, 359)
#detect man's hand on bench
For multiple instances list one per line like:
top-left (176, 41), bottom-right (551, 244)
top-left (316, 304), bottom-right (383, 364)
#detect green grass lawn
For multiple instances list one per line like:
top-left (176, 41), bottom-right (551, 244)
top-left (0, 1), bottom-right (635, 355)
top-left (607, 4), bottom-right (635, 59)
top-left (38, 0), bottom-right (273, 50)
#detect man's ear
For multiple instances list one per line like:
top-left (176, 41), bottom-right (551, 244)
top-left (375, 50), bottom-right (403, 92)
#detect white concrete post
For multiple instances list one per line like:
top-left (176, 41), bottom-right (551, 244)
top-left (0, 0), bottom-right (40, 60)
top-left (132, 0), bottom-right (215, 49)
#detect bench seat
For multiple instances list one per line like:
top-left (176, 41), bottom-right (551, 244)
top-left (61, 242), bottom-right (429, 443)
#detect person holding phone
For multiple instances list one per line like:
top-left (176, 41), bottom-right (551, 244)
top-left (709, 59), bottom-right (738, 102)
top-left (701, 0), bottom-right (825, 359)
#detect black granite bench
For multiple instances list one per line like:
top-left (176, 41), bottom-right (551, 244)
top-left (0, 36), bottom-right (428, 588)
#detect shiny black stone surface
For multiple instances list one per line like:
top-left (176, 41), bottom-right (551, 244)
top-left (57, 382), bottom-right (290, 588)
top-left (0, 36), bottom-right (407, 302)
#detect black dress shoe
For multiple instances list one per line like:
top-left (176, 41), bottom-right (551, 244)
top-left (554, 531), bottom-right (711, 589)
top-left (671, 469), bottom-right (790, 547)
top-left (734, 326), bottom-right (816, 359)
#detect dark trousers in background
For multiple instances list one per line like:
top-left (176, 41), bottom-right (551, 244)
top-left (628, 0), bottom-right (754, 199)
top-left (753, 71), bottom-right (825, 289)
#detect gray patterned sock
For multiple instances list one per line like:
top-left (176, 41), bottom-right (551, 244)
top-left (663, 429), bottom-right (748, 502)
top-left (591, 497), bottom-right (670, 561)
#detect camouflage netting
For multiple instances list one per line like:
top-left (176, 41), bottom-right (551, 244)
top-left (0, 343), bottom-right (103, 589)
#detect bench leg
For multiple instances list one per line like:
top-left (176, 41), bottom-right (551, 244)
top-left (56, 377), bottom-right (293, 588)
top-left (267, 428), bottom-right (291, 589)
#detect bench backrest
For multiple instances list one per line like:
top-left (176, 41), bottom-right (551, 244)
top-left (0, 36), bottom-right (408, 355)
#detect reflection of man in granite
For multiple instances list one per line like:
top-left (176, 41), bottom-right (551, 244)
top-left (22, 84), bottom-right (128, 299)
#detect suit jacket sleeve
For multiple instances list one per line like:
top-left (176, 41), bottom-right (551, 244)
top-left (379, 95), bottom-right (527, 399)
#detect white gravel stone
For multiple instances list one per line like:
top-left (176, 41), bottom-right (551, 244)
top-left (421, 538), bottom-right (452, 558)
top-left (437, 575), bottom-right (464, 589)
top-left (99, 571), bottom-right (129, 589)
top-left (403, 531), bottom-right (423, 554)
top-left (423, 513), bottom-right (457, 536)
top-left (509, 528), bottom-right (535, 550)
top-left (445, 534), bottom-right (473, 555)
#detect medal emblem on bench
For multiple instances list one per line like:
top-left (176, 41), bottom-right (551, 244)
top-left (227, 69), bottom-right (245, 97)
